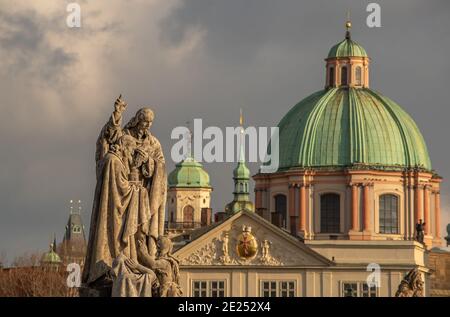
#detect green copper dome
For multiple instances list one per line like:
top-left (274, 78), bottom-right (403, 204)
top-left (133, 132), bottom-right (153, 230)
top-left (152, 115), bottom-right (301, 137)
top-left (328, 38), bottom-right (368, 58)
top-left (233, 161), bottom-right (250, 179)
top-left (41, 245), bottom-right (62, 265)
top-left (168, 157), bottom-right (211, 188)
top-left (277, 88), bottom-right (431, 171)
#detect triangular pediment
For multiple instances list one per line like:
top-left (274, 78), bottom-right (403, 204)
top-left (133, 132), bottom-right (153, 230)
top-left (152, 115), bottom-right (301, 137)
top-left (174, 211), bottom-right (333, 267)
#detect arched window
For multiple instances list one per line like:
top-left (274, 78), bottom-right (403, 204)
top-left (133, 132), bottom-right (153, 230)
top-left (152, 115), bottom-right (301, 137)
top-left (274, 194), bottom-right (287, 228)
top-left (355, 66), bottom-right (362, 86)
top-left (320, 194), bottom-right (340, 233)
top-left (329, 66), bottom-right (335, 87)
top-left (341, 66), bottom-right (348, 86)
top-left (379, 194), bottom-right (399, 234)
top-left (183, 205), bottom-right (194, 224)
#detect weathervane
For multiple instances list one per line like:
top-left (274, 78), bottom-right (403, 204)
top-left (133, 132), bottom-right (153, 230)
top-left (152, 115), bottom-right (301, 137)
top-left (345, 10), bottom-right (352, 40)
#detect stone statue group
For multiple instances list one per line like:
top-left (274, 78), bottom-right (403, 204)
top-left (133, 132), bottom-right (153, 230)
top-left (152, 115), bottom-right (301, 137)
top-left (81, 96), bottom-right (182, 297)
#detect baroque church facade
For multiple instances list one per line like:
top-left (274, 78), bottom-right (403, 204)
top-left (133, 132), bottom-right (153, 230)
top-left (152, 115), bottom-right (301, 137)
top-left (168, 22), bottom-right (444, 297)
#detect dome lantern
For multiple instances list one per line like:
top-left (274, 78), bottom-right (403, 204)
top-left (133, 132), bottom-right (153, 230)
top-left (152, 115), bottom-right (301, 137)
top-left (325, 20), bottom-right (370, 89)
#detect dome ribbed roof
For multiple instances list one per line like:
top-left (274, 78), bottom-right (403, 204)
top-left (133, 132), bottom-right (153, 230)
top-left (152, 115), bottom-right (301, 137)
top-left (233, 161), bottom-right (250, 179)
top-left (168, 157), bottom-right (211, 188)
top-left (41, 248), bottom-right (62, 265)
top-left (328, 38), bottom-right (368, 58)
top-left (276, 88), bottom-right (431, 171)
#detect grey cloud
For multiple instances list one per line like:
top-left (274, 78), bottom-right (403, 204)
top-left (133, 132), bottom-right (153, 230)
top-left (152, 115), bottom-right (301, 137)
top-left (1, 0), bottom-right (450, 263)
top-left (0, 9), bottom-right (76, 83)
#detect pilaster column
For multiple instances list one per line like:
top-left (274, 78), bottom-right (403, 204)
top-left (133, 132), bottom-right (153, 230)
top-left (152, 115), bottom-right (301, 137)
top-left (414, 185), bottom-right (424, 225)
top-left (298, 184), bottom-right (307, 233)
top-left (255, 189), bottom-right (262, 210)
top-left (363, 183), bottom-right (371, 232)
top-left (288, 184), bottom-right (296, 235)
top-left (289, 184), bottom-right (295, 218)
top-left (348, 62), bottom-right (353, 86)
top-left (351, 183), bottom-right (359, 231)
top-left (423, 186), bottom-right (430, 235)
top-left (435, 191), bottom-right (441, 238)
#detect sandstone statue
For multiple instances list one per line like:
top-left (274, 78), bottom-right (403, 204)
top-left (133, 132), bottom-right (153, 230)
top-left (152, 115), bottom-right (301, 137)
top-left (82, 95), bottom-right (168, 296)
top-left (136, 233), bottom-right (183, 297)
top-left (110, 253), bottom-right (159, 297)
top-left (395, 267), bottom-right (424, 297)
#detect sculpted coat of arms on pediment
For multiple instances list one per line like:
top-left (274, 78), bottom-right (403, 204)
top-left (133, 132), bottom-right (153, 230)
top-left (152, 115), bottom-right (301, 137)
top-left (179, 224), bottom-right (289, 266)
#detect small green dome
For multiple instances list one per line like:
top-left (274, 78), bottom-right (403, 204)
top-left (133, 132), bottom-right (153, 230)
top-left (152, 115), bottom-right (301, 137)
top-left (276, 88), bottom-right (431, 171)
top-left (41, 247), bottom-right (62, 265)
top-left (168, 157), bottom-right (211, 188)
top-left (327, 38), bottom-right (368, 58)
top-left (233, 161), bottom-right (250, 179)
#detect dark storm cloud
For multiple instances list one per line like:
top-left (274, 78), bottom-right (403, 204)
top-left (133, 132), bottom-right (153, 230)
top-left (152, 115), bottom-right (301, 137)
top-left (1, 0), bottom-right (450, 263)
top-left (0, 9), bottom-right (76, 83)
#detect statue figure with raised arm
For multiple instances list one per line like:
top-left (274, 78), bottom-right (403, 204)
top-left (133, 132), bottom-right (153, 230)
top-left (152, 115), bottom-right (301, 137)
top-left (82, 95), bottom-right (167, 295)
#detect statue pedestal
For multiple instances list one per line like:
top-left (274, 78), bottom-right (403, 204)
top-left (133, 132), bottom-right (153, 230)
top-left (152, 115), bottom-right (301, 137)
top-left (79, 283), bottom-right (112, 297)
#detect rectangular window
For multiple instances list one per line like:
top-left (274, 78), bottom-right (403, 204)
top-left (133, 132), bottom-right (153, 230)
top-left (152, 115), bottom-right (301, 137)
top-left (329, 67), bottom-right (335, 87)
top-left (192, 280), bottom-right (225, 297)
top-left (341, 282), bottom-right (378, 297)
top-left (280, 281), bottom-right (295, 297)
top-left (342, 282), bottom-right (358, 297)
top-left (379, 194), bottom-right (399, 234)
top-left (341, 66), bottom-right (348, 86)
top-left (261, 281), bottom-right (296, 297)
top-left (210, 281), bottom-right (225, 297)
top-left (192, 281), bottom-right (207, 297)
top-left (320, 194), bottom-right (340, 233)
top-left (361, 283), bottom-right (377, 297)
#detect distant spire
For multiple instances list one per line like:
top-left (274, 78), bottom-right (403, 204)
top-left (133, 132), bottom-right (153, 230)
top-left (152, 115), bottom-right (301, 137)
top-left (345, 10), bottom-right (352, 40)
top-left (53, 233), bottom-right (57, 252)
top-left (238, 109), bottom-right (245, 163)
top-left (225, 108), bottom-right (254, 214)
top-left (186, 121), bottom-right (193, 160)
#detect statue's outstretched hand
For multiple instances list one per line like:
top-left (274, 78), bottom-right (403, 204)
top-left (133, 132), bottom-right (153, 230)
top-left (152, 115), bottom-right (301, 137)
top-left (114, 94), bottom-right (128, 113)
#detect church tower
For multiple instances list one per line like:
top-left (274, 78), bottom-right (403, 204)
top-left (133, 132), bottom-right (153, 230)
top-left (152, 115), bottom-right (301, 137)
top-left (253, 20), bottom-right (441, 248)
top-left (225, 110), bottom-right (255, 215)
top-left (167, 129), bottom-right (213, 233)
top-left (60, 200), bottom-right (87, 265)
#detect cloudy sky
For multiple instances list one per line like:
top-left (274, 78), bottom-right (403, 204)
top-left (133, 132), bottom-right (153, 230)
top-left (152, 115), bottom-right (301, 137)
top-left (1, 0), bottom-right (449, 262)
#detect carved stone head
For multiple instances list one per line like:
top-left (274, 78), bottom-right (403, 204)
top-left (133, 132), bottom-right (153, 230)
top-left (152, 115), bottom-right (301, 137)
top-left (157, 236), bottom-right (173, 257)
top-left (124, 108), bottom-right (155, 138)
